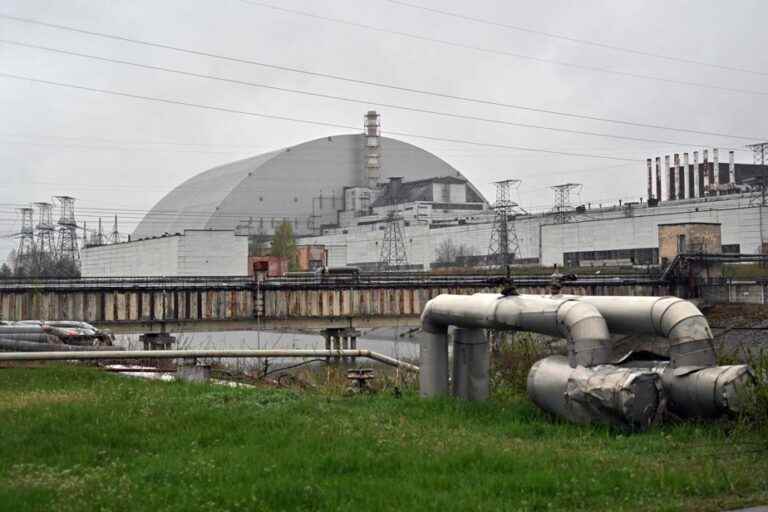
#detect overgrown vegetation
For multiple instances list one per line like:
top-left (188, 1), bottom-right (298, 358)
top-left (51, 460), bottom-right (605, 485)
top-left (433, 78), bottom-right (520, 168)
top-left (1, 364), bottom-right (766, 511)
top-left (271, 220), bottom-right (298, 271)
top-left (2, 250), bottom-right (80, 279)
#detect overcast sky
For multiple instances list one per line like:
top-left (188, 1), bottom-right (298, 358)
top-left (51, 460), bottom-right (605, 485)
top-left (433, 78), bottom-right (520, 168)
top-left (1, 0), bottom-right (767, 257)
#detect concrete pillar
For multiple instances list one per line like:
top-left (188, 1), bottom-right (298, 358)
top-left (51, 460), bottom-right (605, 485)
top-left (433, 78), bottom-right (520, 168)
top-left (673, 153), bottom-right (681, 199)
top-left (729, 150), bottom-right (736, 189)
top-left (419, 330), bottom-right (449, 397)
top-left (693, 151), bottom-right (701, 197)
top-left (664, 155), bottom-right (672, 200)
top-left (713, 148), bottom-right (720, 195)
top-left (703, 149), bottom-right (710, 195)
top-left (683, 152), bottom-right (690, 200)
top-left (451, 327), bottom-right (489, 401)
top-left (655, 157), bottom-right (662, 202)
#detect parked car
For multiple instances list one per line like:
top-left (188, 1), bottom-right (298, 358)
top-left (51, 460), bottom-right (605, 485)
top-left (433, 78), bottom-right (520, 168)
top-left (1, 320), bottom-right (115, 346)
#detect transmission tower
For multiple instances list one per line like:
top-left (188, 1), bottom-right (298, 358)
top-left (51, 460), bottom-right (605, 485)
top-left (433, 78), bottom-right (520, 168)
top-left (487, 179), bottom-right (522, 266)
top-left (551, 183), bottom-right (582, 224)
top-left (16, 207), bottom-right (35, 262)
top-left (54, 196), bottom-right (79, 261)
top-left (32, 202), bottom-right (56, 257)
top-left (378, 177), bottom-right (408, 271)
top-left (108, 215), bottom-right (121, 244)
top-left (94, 217), bottom-right (105, 246)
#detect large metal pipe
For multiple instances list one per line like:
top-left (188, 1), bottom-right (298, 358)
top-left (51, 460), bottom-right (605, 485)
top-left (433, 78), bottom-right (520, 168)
top-left (619, 360), bottom-right (755, 419)
top-left (660, 364), bottom-right (754, 418)
top-left (0, 349), bottom-right (420, 372)
top-left (527, 356), bottom-right (663, 430)
top-left (559, 295), bottom-right (716, 367)
top-left (421, 293), bottom-right (611, 368)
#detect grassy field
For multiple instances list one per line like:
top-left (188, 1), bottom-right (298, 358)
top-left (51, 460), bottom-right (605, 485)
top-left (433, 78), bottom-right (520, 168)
top-left (0, 366), bottom-right (766, 512)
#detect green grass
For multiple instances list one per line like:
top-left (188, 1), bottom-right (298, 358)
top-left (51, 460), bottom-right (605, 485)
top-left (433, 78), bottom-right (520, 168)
top-left (0, 366), bottom-right (766, 512)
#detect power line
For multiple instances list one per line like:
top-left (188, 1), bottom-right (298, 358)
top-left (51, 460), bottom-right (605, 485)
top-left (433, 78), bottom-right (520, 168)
top-left (384, 0), bottom-right (764, 77)
top-left (237, 0), bottom-right (768, 98)
top-left (0, 38), bottom-right (749, 151)
top-left (0, 13), bottom-right (763, 141)
top-left (0, 71), bottom-right (643, 162)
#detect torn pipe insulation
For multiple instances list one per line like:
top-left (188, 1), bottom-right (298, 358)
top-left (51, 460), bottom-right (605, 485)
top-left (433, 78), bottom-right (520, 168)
top-left (560, 295), bottom-right (716, 367)
top-left (527, 356), bottom-right (664, 430)
top-left (617, 355), bottom-right (755, 419)
top-left (419, 293), bottom-right (611, 397)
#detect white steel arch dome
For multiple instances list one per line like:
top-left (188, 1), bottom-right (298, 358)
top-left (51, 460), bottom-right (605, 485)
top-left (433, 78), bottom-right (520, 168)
top-left (133, 133), bottom-right (486, 239)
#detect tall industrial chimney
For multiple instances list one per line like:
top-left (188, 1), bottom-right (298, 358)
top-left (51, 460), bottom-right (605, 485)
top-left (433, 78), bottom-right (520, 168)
top-left (655, 157), bottom-right (662, 201)
top-left (713, 148), bottom-right (720, 195)
top-left (646, 158), bottom-right (653, 201)
top-left (693, 150), bottom-right (700, 197)
top-left (364, 111), bottom-right (381, 188)
top-left (729, 150), bottom-right (735, 189)
top-left (703, 149), bottom-right (710, 196)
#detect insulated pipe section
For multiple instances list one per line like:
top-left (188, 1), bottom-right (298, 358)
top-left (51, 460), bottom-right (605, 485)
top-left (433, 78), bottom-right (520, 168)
top-left (560, 296), bottom-right (716, 367)
top-left (527, 356), bottom-right (663, 431)
top-left (661, 365), bottom-right (755, 418)
top-left (421, 294), bottom-right (611, 370)
top-left (451, 327), bottom-right (489, 401)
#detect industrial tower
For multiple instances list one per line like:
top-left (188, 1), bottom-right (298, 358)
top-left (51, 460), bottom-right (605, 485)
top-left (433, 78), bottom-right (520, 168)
top-left (378, 177), bottom-right (408, 270)
top-left (15, 207), bottom-right (35, 261)
top-left (54, 196), bottom-right (79, 261)
top-left (364, 111), bottom-right (381, 189)
top-left (487, 179), bottom-right (522, 266)
top-left (551, 183), bottom-right (582, 224)
top-left (32, 202), bottom-right (56, 257)
top-left (109, 215), bottom-right (121, 244)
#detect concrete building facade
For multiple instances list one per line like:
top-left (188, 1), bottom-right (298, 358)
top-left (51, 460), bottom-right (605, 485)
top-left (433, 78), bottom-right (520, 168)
top-left (82, 230), bottom-right (248, 277)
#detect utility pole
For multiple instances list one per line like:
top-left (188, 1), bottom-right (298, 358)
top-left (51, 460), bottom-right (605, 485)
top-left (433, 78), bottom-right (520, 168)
top-left (378, 177), bottom-right (408, 271)
top-left (487, 179), bottom-right (522, 267)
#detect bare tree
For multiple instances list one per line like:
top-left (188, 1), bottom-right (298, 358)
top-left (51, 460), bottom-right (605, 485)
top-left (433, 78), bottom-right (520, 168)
top-left (435, 239), bottom-right (475, 266)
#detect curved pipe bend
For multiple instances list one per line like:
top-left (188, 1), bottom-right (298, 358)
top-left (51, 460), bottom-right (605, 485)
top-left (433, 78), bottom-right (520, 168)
top-left (559, 295), bottom-right (716, 367)
top-left (420, 293), bottom-right (611, 368)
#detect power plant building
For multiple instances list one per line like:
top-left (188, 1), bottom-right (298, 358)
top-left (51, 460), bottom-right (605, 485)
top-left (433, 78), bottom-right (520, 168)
top-left (80, 110), bottom-right (768, 275)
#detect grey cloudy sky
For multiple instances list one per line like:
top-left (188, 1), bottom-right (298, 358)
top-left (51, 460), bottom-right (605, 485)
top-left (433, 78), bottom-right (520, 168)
top-left (1, 0), bottom-right (767, 257)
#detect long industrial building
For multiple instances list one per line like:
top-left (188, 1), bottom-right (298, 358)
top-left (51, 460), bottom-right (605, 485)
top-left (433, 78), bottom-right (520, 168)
top-left (80, 110), bottom-right (768, 276)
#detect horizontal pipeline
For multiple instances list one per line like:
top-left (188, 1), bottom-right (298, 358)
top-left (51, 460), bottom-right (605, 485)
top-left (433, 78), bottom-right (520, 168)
top-left (0, 349), bottom-right (419, 372)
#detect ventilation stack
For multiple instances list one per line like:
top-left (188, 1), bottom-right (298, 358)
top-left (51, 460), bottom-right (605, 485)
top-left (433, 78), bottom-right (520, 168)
top-left (364, 111), bottom-right (381, 189)
top-left (693, 151), bottom-right (700, 197)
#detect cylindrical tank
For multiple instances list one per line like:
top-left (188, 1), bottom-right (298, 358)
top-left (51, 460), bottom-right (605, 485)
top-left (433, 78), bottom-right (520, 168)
top-left (527, 356), bottom-right (663, 431)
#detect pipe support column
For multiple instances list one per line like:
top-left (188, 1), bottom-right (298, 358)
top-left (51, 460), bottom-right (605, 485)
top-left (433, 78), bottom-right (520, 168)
top-left (419, 329), bottom-right (449, 397)
top-left (451, 327), bottom-right (489, 401)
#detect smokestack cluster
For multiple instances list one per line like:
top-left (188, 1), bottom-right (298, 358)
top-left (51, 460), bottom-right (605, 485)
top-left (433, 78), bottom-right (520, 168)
top-left (647, 148), bottom-right (735, 203)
